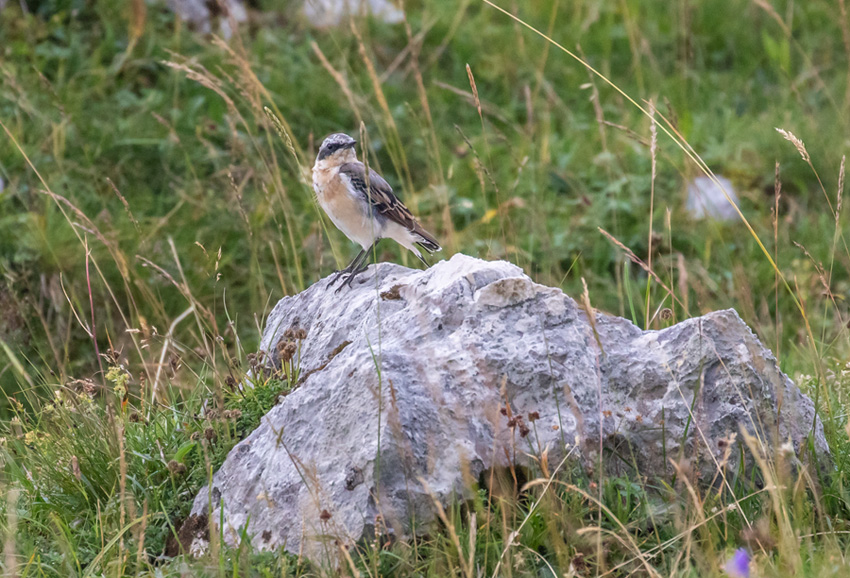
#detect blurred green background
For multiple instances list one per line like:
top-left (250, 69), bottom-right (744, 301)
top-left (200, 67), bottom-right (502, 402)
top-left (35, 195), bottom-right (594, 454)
top-left (3, 0), bottom-right (848, 403)
top-left (2, 0), bottom-right (850, 574)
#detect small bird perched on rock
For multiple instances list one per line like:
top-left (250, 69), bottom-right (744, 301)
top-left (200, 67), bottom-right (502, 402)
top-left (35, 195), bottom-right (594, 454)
top-left (312, 133), bottom-right (441, 291)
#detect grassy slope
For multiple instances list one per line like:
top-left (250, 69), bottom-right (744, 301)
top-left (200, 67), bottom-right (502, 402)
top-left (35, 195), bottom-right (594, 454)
top-left (1, 0), bottom-right (850, 575)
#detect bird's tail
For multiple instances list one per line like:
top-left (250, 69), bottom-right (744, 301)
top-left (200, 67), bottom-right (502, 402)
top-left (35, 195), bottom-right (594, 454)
top-left (412, 223), bottom-right (441, 253)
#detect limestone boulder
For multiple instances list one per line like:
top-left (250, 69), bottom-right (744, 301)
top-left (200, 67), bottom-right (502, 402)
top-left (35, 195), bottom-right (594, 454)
top-left (185, 254), bottom-right (829, 557)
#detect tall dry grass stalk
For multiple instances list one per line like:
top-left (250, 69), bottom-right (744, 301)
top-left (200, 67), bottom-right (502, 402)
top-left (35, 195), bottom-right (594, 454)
top-left (645, 100), bottom-right (657, 329)
top-left (3, 486), bottom-right (19, 578)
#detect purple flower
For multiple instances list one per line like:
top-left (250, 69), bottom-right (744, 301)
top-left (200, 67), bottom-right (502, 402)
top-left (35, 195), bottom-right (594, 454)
top-left (725, 548), bottom-right (750, 578)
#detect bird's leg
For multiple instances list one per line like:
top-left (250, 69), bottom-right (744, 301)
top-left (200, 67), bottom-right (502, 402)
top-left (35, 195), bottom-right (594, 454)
top-left (327, 248), bottom-right (366, 287)
top-left (334, 241), bottom-right (379, 293)
top-left (414, 252), bottom-right (429, 268)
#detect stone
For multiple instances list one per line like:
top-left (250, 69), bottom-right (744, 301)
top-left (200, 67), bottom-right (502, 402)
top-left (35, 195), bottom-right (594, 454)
top-left (165, 0), bottom-right (247, 37)
top-left (686, 175), bottom-right (741, 221)
top-left (303, 0), bottom-right (403, 27)
top-left (185, 254), bottom-right (829, 559)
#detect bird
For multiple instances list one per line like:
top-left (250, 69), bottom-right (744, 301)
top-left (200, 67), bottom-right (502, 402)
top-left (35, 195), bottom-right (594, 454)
top-left (312, 133), bottom-right (441, 291)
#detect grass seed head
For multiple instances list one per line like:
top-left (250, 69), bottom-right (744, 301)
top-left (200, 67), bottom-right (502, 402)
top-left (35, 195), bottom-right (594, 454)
top-left (775, 127), bottom-right (810, 162)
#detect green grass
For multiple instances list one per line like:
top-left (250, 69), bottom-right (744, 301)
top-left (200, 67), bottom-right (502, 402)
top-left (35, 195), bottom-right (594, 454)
top-left (2, 0), bottom-right (850, 575)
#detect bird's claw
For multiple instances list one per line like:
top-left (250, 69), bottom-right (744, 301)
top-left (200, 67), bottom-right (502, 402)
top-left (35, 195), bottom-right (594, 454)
top-left (332, 265), bottom-right (370, 293)
top-left (327, 269), bottom-right (346, 287)
top-left (333, 273), bottom-right (353, 294)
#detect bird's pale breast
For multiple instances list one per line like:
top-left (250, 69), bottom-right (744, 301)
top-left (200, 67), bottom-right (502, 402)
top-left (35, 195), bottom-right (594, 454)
top-left (313, 166), bottom-right (379, 249)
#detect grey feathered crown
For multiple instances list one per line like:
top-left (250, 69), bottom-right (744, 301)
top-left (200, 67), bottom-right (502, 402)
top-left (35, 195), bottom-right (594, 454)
top-left (317, 133), bottom-right (356, 160)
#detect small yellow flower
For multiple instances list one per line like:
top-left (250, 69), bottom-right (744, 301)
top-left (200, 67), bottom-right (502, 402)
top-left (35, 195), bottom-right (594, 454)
top-left (106, 366), bottom-right (129, 398)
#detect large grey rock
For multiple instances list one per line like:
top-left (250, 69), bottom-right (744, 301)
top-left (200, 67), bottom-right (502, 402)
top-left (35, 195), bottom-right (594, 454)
top-left (186, 254), bottom-right (829, 557)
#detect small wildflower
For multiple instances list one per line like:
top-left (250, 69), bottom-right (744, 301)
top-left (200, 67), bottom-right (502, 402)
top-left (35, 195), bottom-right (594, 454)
top-left (724, 548), bottom-right (750, 578)
top-left (225, 375), bottom-right (237, 389)
top-left (519, 423), bottom-right (530, 438)
top-left (167, 460), bottom-right (187, 476)
top-left (228, 409), bottom-right (242, 420)
top-left (24, 431), bottom-right (37, 445)
top-left (319, 509), bottom-right (332, 521)
top-left (279, 342), bottom-right (297, 363)
top-left (294, 328), bottom-right (307, 340)
top-left (514, 551), bottom-right (526, 570)
top-left (204, 427), bottom-right (217, 442)
top-left (660, 308), bottom-right (673, 320)
top-left (527, 411), bottom-right (540, 422)
top-left (106, 366), bottom-right (129, 399)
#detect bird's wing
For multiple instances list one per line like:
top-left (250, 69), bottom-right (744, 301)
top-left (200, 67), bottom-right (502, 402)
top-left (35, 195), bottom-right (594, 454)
top-left (339, 162), bottom-right (417, 230)
top-left (339, 162), bottom-right (442, 253)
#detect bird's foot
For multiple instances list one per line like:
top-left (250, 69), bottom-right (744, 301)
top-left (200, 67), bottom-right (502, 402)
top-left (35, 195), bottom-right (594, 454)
top-left (333, 274), bottom-right (354, 294)
top-left (326, 269), bottom-right (347, 288)
top-left (333, 264), bottom-right (370, 294)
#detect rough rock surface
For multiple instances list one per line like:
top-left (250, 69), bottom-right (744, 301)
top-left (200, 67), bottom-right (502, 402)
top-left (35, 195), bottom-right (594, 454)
top-left (187, 254), bottom-right (829, 557)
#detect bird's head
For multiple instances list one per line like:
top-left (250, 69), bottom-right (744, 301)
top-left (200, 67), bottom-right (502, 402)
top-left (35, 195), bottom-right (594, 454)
top-left (316, 133), bottom-right (357, 164)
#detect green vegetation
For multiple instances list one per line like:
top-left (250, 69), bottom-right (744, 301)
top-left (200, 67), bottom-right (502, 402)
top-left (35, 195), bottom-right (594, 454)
top-left (2, 0), bottom-right (850, 575)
